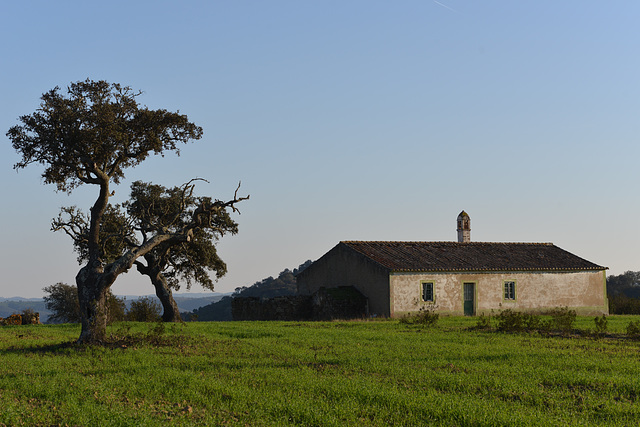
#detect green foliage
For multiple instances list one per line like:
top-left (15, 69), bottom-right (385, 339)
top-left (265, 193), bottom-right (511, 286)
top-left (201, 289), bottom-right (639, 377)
top-left (494, 307), bottom-right (576, 334)
top-left (606, 271), bottom-right (640, 315)
top-left (546, 306), bottom-right (577, 334)
top-left (126, 180), bottom-right (243, 292)
top-left (106, 294), bottom-right (126, 324)
top-left (126, 297), bottom-right (162, 322)
top-left (607, 271), bottom-right (640, 298)
top-left (608, 293), bottom-right (640, 315)
top-left (594, 314), bottom-right (608, 334)
top-left (43, 283), bottom-right (80, 323)
top-left (7, 79), bottom-right (203, 192)
top-left (496, 309), bottom-right (539, 332)
top-left (399, 305), bottom-right (439, 326)
top-left (475, 312), bottom-right (492, 330)
top-left (626, 320), bottom-right (640, 337)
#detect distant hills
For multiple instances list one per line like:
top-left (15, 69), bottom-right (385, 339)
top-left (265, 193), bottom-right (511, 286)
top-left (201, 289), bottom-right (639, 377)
top-left (0, 297), bottom-right (43, 302)
top-left (0, 293), bottom-right (230, 323)
top-left (0, 299), bottom-right (50, 321)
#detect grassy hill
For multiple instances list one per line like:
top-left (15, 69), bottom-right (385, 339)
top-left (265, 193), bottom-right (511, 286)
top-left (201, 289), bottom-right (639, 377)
top-left (1, 316), bottom-right (639, 425)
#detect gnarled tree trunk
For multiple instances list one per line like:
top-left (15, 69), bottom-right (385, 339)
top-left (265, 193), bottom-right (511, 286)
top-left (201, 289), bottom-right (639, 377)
top-left (76, 264), bottom-right (111, 343)
top-left (152, 272), bottom-right (182, 322)
top-left (135, 253), bottom-right (182, 322)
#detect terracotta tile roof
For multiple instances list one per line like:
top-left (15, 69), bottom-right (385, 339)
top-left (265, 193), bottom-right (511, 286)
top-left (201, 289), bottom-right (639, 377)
top-left (341, 241), bottom-right (606, 272)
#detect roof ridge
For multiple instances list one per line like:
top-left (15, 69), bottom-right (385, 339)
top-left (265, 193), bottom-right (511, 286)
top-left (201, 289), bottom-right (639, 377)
top-left (341, 241), bottom-right (554, 245)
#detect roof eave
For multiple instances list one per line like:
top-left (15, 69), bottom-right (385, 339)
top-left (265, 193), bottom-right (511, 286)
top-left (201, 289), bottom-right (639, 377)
top-left (390, 267), bottom-right (608, 273)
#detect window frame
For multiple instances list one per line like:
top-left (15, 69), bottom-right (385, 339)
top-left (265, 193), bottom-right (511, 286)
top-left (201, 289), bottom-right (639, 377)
top-left (503, 280), bottom-right (517, 301)
top-left (421, 281), bottom-right (435, 303)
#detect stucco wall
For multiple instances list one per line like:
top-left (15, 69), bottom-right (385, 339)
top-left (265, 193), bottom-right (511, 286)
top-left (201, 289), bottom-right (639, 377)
top-left (390, 270), bottom-right (608, 317)
top-left (297, 243), bottom-right (391, 317)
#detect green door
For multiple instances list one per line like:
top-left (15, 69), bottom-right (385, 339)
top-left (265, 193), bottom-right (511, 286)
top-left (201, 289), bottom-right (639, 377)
top-left (463, 283), bottom-right (475, 316)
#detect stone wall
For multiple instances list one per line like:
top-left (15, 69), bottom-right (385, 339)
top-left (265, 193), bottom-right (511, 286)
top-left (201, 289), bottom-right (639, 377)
top-left (0, 312), bottom-right (40, 325)
top-left (232, 287), bottom-right (368, 321)
top-left (232, 296), bottom-right (313, 321)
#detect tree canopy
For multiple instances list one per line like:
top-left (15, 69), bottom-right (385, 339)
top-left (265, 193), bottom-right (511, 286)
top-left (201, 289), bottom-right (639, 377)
top-left (8, 80), bottom-right (202, 192)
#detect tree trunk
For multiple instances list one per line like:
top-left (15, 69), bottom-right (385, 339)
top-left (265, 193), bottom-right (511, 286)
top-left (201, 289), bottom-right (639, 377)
top-left (151, 272), bottom-right (182, 322)
top-left (76, 264), bottom-right (110, 343)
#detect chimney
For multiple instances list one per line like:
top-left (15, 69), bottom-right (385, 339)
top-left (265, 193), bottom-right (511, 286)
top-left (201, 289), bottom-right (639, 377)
top-left (457, 211), bottom-right (470, 243)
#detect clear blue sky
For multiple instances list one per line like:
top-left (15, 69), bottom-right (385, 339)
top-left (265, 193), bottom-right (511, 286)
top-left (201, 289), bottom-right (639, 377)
top-left (1, 1), bottom-right (638, 298)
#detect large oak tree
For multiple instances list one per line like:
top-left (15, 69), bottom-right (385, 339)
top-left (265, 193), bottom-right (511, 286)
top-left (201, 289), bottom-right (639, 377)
top-left (7, 79), bottom-right (242, 342)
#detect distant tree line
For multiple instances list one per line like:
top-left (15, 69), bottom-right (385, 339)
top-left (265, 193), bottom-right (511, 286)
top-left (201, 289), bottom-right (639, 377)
top-left (187, 260), bottom-right (313, 321)
top-left (607, 271), bottom-right (640, 314)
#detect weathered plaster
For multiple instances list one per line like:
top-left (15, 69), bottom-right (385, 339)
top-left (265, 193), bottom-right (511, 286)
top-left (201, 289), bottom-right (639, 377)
top-left (390, 270), bottom-right (608, 317)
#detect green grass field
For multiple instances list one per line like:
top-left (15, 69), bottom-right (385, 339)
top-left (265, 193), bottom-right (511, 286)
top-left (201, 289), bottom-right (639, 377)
top-left (1, 316), bottom-right (640, 426)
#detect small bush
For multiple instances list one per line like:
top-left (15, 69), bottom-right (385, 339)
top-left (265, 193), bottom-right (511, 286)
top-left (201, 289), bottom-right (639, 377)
top-left (475, 313), bottom-right (492, 330)
top-left (626, 320), bottom-right (640, 337)
top-left (496, 309), bottom-right (540, 332)
top-left (127, 297), bottom-right (162, 322)
top-left (546, 307), bottom-right (576, 334)
top-left (496, 309), bottom-right (523, 332)
top-left (21, 309), bottom-right (40, 325)
top-left (594, 315), bottom-right (608, 335)
top-left (399, 306), bottom-right (439, 327)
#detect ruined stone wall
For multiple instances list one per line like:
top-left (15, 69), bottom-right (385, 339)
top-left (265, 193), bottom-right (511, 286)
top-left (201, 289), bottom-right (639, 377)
top-left (232, 287), bottom-right (368, 321)
top-left (296, 243), bottom-right (390, 316)
top-left (0, 312), bottom-right (40, 325)
top-left (231, 296), bottom-right (313, 321)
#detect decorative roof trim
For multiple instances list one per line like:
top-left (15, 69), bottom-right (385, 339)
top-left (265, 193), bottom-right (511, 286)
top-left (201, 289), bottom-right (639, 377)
top-left (390, 267), bottom-right (607, 273)
top-left (341, 240), bottom-right (556, 245)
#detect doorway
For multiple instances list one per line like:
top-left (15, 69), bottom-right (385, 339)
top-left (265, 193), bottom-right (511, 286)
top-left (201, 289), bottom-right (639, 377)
top-left (463, 282), bottom-right (475, 316)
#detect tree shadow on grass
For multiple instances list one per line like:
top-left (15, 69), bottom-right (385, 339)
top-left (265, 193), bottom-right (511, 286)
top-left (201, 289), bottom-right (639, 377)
top-left (0, 324), bottom-right (194, 355)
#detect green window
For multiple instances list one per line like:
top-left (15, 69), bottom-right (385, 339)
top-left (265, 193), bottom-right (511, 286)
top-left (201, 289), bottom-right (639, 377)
top-left (422, 281), bottom-right (435, 302)
top-left (504, 281), bottom-right (516, 301)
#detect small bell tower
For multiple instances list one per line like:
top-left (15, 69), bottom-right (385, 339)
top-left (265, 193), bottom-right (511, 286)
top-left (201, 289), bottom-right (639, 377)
top-left (457, 211), bottom-right (470, 243)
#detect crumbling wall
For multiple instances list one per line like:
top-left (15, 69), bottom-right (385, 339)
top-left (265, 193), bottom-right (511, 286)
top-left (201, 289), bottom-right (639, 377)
top-left (311, 287), bottom-right (368, 320)
top-left (231, 296), bottom-right (313, 321)
top-left (0, 312), bottom-right (40, 326)
top-left (232, 287), bottom-right (368, 321)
